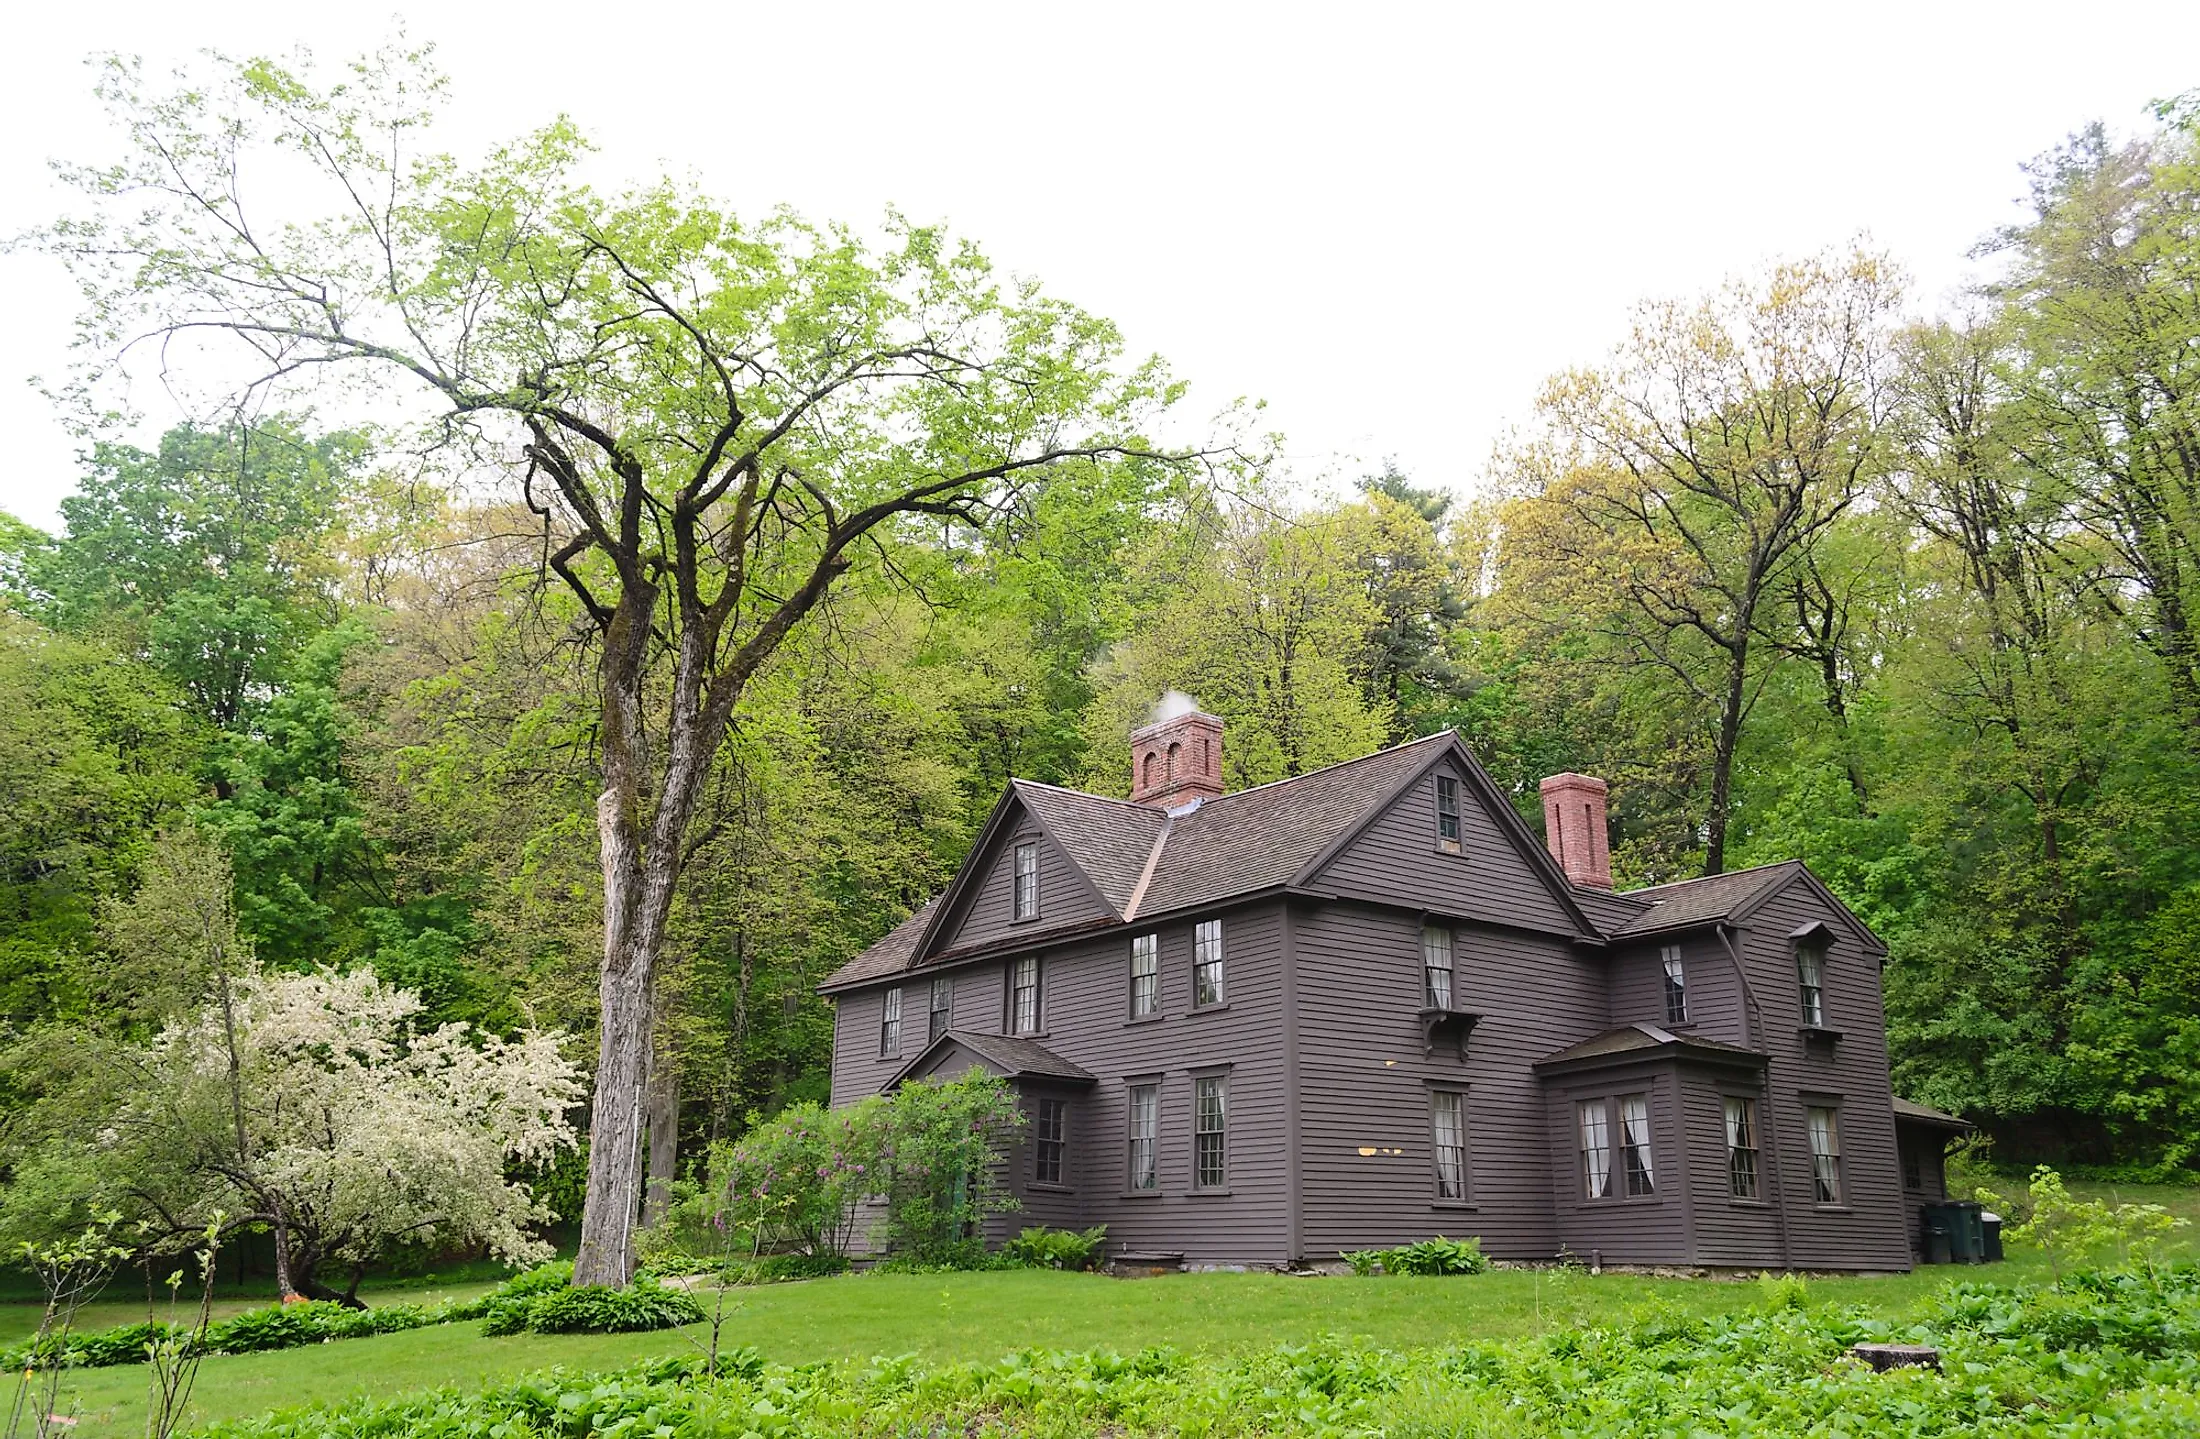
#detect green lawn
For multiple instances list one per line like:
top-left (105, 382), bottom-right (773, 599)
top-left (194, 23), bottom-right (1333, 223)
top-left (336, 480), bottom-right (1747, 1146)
top-left (14, 1179), bottom-right (2196, 1438)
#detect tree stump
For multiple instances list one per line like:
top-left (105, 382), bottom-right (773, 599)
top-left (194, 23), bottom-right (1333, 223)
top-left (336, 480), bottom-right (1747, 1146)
top-left (1850, 1343), bottom-right (1941, 1372)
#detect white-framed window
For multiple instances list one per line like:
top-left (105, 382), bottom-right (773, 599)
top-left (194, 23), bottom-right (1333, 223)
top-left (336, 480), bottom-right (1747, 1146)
top-left (1808, 1105), bottom-right (1842, 1204)
top-left (1430, 1089), bottom-right (1467, 1200)
top-left (1194, 1075), bottom-right (1228, 1189)
top-left (1579, 1099), bottom-right (1612, 1199)
top-left (1193, 920), bottom-right (1225, 1007)
top-left (928, 976), bottom-right (952, 1043)
top-left (1010, 956), bottom-right (1041, 1035)
top-left (1034, 1097), bottom-right (1067, 1186)
top-left (1435, 775), bottom-right (1462, 853)
top-left (1129, 933), bottom-right (1159, 1018)
top-left (879, 986), bottom-right (902, 1057)
top-left (1128, 1083), bottom-right (1159, 1191)
top-left (1013, 842), bottom-right (1039, 922)
top-left (1798, 943), bottom-right (1826, 1027)
top-left (1619, 1093), bottom-right (1656, 1196)
top-left (1423, 925), bottom-right (1455, 1009)
top-left (1661, 944), bottom-right (1687, 1025)
top-left (1725, 1096), bottom-right (1759, 1200)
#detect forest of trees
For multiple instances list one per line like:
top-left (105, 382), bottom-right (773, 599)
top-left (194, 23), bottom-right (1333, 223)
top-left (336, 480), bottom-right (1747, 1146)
top-left (3, 73), bottom-right (2199, 1268)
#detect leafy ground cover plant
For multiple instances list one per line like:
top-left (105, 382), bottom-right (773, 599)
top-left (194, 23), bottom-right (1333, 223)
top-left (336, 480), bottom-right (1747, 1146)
top-left (1341, 1236), bottom-right (1488, 1276)
top-left (1001, 1226), bottom-right (1108, 1271)
top-left (183, 1263), bottom-right (2200, 1439)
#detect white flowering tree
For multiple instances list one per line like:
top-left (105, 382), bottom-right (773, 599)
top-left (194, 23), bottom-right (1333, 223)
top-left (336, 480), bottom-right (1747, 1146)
top-left (64, 966), bottom-right (584, 1304)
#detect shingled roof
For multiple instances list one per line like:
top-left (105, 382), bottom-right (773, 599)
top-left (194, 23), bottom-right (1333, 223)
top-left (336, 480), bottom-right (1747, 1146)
top-left (1010, 781), bottom-right (1164, 915)
top-left (1611, 862), bottom-right (1799, 937)
top-left (819, 895), bottom-right (941, 989)
top-left (886, 1030), bottom-right (1097, 1090)
top-left (1533, 1022), bottom-right (1766, 1072)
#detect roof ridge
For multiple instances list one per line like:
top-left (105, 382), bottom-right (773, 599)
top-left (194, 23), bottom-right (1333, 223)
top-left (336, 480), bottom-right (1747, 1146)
top-left (1009, 777), bottom-right (1155, 810)
top-left (1177, 730), bottom-right (1455, 807)
top-left (1621, 858), bottom-right (1801, 897)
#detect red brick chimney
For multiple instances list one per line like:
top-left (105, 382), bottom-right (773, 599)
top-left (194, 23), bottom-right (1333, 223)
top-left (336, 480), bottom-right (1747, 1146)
top-left (1130, 699), bottom-right (1224, 809)
top-left (1540, 772), bottom-right (1612, 890)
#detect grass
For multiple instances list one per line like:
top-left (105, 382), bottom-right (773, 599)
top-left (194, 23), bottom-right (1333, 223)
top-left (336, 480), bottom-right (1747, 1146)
top-left (11, 1178), bottom-right (2196, 1437)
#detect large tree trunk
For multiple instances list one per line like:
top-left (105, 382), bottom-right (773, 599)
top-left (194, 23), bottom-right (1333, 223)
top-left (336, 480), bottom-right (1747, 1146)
top-left (575, 948), bottom-right (654, 1285)
top-left (640, 991), bottom-right (680, 1229)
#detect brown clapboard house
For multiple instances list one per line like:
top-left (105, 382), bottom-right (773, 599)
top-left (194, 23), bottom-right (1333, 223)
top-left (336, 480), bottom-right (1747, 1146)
top-left (820, 707), bottom-right (1966, 1271)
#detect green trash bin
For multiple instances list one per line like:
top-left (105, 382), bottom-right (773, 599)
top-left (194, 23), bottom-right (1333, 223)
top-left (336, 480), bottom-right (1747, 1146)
top-left (1923, 1201), bottom-right (1986, 1262)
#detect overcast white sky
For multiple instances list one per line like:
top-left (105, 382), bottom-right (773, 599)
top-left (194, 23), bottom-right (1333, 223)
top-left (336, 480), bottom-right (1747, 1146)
top-left (2, 2), bottom-right (2196, 529)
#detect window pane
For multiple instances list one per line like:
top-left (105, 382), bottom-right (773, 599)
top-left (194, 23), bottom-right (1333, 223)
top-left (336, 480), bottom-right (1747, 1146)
top-left (1661, 945), bottom-right (1687, 1025)
top-left (1195, 1075), bottom-right (1227, 1188)
top-left (1436, 776), bottom-right (1461, 847)
top-left (1194, 920), bottom-right (1225, 1006)
top-left (1578, 1099), bottom-right (1611, 1199)
top-left (1128, 1084), bottom-right (1158, 1191)
top-left (1423, 926), bottom-right (1454, 1009)
top-left (1620, 1093), bottom-right (1655, 1196)
top-left (1035, 1097), bottom-right (1066, 1186)
top-left (880, 987), bottom-right (902, 1056)
top-left (1725, 1097), bottom-right (1758, 1200)
top-left (1808, 1106), bottom-right (1841, 1204)
top-left (1013, 843), bottom-right (1039, 921)
top-left (929, 976), bottom-right (952, 1042)
top-left (1130, 933), bottom-right (1159, 1018)
top-left (1012, 956), bottom-right (1040, 1034)
top-left (1431, 1090), bottom-right (1466, 1200)
top-left (1798, 947), bottom-right (1825, 1026)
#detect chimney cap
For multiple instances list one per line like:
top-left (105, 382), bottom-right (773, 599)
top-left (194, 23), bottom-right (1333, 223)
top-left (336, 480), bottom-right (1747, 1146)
top-left (1539, 772), bottom-right (1608, 794)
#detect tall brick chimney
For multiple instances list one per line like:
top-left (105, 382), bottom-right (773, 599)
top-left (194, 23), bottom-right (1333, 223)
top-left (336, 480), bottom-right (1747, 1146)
top-left (1540, 772), bottom-right (1612, 890)
top-left (1130, 696), bottom-right (1224, 809)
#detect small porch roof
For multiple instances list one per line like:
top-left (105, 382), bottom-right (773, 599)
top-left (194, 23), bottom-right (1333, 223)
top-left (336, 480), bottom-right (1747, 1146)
top-left (1532, 1022), bottom-right (1767, 1077)
top-left (1892, 1096), bottom-right (1973, 1132)
top-left (882, 1030), bottom-right (1096, 1093)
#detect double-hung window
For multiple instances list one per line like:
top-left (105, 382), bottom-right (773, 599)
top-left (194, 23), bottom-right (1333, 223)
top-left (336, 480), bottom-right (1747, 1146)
top-left (1127, 1084), bottom-right (1159, 1191)
top-left (1430, 1090), bottom-right (1467, 1200)
top-left (1798, 943), bottom-right (1826, 1027)
top-left (1435, 775), bottom-right (1462, 853)
top-left (1010, 956), bottom-right (1041, 1035)
top-left (1194, 1075), bottom-right (1228, 1189)
top-left (1725, 1097), bottom-right (1759, 1199)
top-left (1661, 944), bottom-right (1687, 1025)
top-left (1193, 920), bottom-right (1225, 1007)
top-left (1034, 1097), bottom-right (1067, 1186)
top-left (928, 976), bottom-right (953, 1043)
top-left (1808, 1105), bottom-right (1843, 1204)
top-left (1129, 933), bottom-right (1159, 1019)
top-left (879, 987), bottom-right (903, 1057)
top-left (1618, 1093), bottom-right (1656, 1196)
top-left (1013, 842), bottom-right (1039, 922)
top-left (1578, 1099), bottom-right (1612, 1199)
top-left (1423, 926), bottom-right (1455, 1009)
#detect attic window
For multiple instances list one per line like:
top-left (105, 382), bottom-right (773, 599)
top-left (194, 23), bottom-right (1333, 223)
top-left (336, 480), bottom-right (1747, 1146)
top-left (1435, 776), bottom-right (1462, 854)
top-left (1797, 940), bottom-right (1827, 1028)
top-left (1013, 842), bottom-right (1039, 922)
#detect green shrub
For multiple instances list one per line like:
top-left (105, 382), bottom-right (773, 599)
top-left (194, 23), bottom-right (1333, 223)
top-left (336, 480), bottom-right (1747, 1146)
top-left (1001, 1225), bottom-right (1107, 1271)
top-left (447, 1259), bottom-right (575, 1319)
top-left (524, 1275), bottom-right (705, 1334)
top-left (870, 1240), bottom-right (1017, 1274)
top-left (1349, 1236), bottom-right (1488, 1276)
top-left (1341, 1249), bottom-right (1383, 1277)
top-left (1755, 1271), bottom-right (1810, 1312)
top-left (727, 1252), bottom-right (850, 1284)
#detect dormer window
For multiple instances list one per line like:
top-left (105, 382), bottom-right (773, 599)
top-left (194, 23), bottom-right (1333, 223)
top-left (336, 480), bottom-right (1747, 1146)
top-left (1013, 842), bottom-right (1039, 922)
top-left (1661, 944), bottom-right (1687, 1024)
top-left (1422, 925), bottom-right (1455, 1008)
top-left (1797, 941), bottom-right (1826, 1027)
top-left (1435, 775), bottom-right (1462, 854)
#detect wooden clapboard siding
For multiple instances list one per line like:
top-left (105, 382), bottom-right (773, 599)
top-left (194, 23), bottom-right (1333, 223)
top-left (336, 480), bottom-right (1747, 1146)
top-left (1606, 936), bottom-right (1747, 1046)
top-left (1541, 1057), bottom-right (1694, 1265)
top-left (938, 816), bottom-right (1114, 954)
top-left (1311, 755), bottom-right (1582, 937)
top-left (1675, 1063), bottom-right (1782, 1266)
top-left (1734, 883), bottom-right (1912, 1271)
top-left (1293, 899), bottom-right (1603, 1261)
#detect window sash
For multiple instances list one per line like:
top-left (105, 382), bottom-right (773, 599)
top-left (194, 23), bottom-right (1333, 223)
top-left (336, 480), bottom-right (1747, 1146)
top-left (1011, 956), bottom-right (1041, 1034)
top-left (929, 977), bottom-right (952, 1043)
top-left (1193, 920), bottom-right (1225, 1007)
top-left (1808, 1106), bottom-right (1842, 1204)
top-left (879, 987), bottom-right (902, 1056)
top-left (1423, 926), bottom-right (1455, 1010)
top-left (1013, 843), bottom-right (1039, 921)
top-left (1661, 944), bottom-right (1687, 1025)
top-left (1431, 1090), bottom-right (1467, 1200)
top-left (1035, 1098), bottom-right (1066, 1185)
top-left (1798, 947), bottom-right (1826, 1026)
top-left (1130, 933), bottom-right (1159, 1018)
top-left (1579, 1099), bottom-right (1611, 1199)
top-left (1619, 1093), bottom-right (1655, 1196)
top-left (1128, 1084), bottom-right (1158, 1191)
top-left (1724, 1097), bottom-right (1759, 1200)
top-left (1436, 776), bottom-right (1462, 848)
top-left (1194, 1076), bottom-right (1228, 1188)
